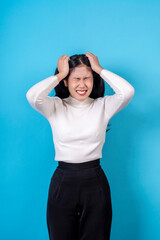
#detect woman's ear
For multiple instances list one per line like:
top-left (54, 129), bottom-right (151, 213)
top-left (63, 79), bottom-right (68, 87)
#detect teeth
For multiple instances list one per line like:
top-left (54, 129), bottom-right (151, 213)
top-left (77, 91), bottom-right (86, 93)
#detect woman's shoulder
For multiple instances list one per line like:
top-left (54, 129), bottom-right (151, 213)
top-left (93, 96), bottom-right (108, 103)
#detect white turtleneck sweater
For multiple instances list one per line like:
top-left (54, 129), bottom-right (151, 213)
top-left (26, 68), bottom-right (135, 163)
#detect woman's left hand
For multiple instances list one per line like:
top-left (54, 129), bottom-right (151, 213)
top-left (85, 51), bottom-right (103, 74)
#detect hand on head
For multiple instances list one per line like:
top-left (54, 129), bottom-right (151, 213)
top-left (57, 54), bottom-right (70, 77)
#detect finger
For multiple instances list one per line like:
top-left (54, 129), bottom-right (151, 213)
top-left (86, 51), bottom-right (92, 55)
top-left (64, 57), bottom-right (70, 61)
top-left (60, 55), bottom-right (66, 59)
top-left (62, 54), bottom-right (67, 58)
top-left (88, 52), bottom-right (95, 56)
top-left (86, 52), bottom-right (90, 57)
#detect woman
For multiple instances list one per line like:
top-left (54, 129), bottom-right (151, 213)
top-left (26, 52), bottom-right (135, 240)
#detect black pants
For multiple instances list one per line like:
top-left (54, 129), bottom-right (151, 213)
top-left (46, 159), bottom-right (112, 240)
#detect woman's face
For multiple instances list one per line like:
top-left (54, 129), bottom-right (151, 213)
top-left (64, 65), bottom-right (93, 101)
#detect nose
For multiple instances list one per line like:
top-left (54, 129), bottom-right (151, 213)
top-left (78, 79), bottom-right (86, 87)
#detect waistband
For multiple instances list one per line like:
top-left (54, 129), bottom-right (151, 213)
top-left (57, 159), bottom-right (100, 171)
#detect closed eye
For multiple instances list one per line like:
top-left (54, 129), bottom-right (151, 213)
top-left (73, 77), bottom-right (91, 79)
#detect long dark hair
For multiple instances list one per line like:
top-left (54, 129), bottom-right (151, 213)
top-left (53, 54), bottom-right (111, 133)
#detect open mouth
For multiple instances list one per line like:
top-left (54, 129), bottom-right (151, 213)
top-left (76, 90), bottom-right (87, 96)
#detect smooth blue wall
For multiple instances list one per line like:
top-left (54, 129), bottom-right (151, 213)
top-left (1, 0), bottom-right (160, 239)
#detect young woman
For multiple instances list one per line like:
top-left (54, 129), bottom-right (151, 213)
top-left (26, 52), bottom-right (135, 240)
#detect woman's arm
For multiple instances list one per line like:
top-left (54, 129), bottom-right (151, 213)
top-left (26, 72), bottom-right (65, 119)
top-left (100, 68), bottom-right (135, 119)
top-left (85, 52), bottom-right (135, 119)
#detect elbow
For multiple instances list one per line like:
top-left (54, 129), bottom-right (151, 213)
top-left (26, 90), bottom-right (35, 106)
top-left (26, 90), bottom-right (32, 102)
top-left (119, 86), bottom-right (135, 105)
top-left (26, 91), bottom-right (29, 101)
top-left (126, 85), bottom-right (135, 100)
top-left (124, 86), bottom-right (135, 105)
top-left (130, 86), bottom-right (135, 98)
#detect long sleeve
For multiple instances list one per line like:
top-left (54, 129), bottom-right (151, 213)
top-left (26, 75), bottom-right (60, 119)
top-left (100, 68), bottom-right (135, 119)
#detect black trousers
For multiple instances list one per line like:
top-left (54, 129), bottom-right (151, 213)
top-left (46, 159), bottom-right (112, 240)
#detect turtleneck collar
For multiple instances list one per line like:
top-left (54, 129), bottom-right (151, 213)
top-left (64, 94), bottom-right (94, 108)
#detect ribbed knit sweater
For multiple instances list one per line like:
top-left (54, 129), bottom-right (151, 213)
top-left (26, 68), bottom-right (135, 163)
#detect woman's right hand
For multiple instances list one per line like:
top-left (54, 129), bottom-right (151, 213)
top-left (57, 54), bottom-right (70, 78)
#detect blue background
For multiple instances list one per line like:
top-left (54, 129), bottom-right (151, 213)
top-left (1, 0), bottom-right (160, 239)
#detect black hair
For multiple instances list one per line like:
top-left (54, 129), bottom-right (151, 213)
top-left (53, 54), bottom-right (111, 133)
